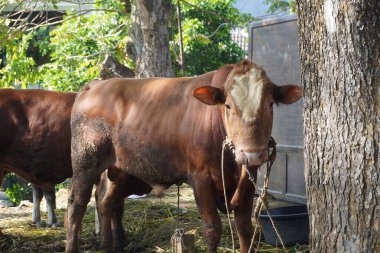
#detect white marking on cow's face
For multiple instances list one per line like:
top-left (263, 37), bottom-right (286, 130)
top-left (230, 67), bottom-right (266, 123)
top-left (223, 64), bottom-right (275, 166)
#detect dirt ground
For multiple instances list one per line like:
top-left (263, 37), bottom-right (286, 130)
top-left (0, 184), bottom-right (308, 253)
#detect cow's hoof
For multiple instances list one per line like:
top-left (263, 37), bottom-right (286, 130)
top-left (50, 222), bottom-right (60, 228)
top-left (34, 221), bottom-right (42, 228)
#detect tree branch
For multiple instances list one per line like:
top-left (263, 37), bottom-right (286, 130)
top-left (1, 0), bottom-right (124, 39)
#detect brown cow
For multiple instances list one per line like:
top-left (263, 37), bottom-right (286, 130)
top-left (0, 88), bottom-right (147, 232)
top-left (0, 89), bottom-right (76, 227)
top-left (65, 60), bottom-right (302, 253)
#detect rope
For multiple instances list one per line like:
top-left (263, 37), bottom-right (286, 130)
top-left (221, 136), bottom-right (236, 252)
top-left (171, 228), bottom-right (185, 253)
top-left (246, 138), bottom-right (288, 253)
top-left (221, 133), bottom-right (287, 252)
top-left (172, 185), bottom-right (184, 253)
top-left (222, 103), bottom-right (286, 252)
top-left (248, 176), bottom-right (287, 252)
top-left (176, 185), bottom-right (180, 229)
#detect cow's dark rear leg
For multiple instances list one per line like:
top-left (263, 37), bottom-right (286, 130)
top-left (111, 196), bottom-right (126, 252)
top-left (96, 169), bottom-right (127, 253)
top-left (95, 174), bottom-right (113, 252)
top-left (43, 186), bottom-right (58, 227)
top-left (65, 174), bottom-right (96, 253)
top-left (66, 116), bottom-right (113, 253)
top-left (192, 174), bottom-right (222, 253)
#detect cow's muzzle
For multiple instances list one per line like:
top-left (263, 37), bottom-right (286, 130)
top-left (238, 150), bottom-right (269, 166)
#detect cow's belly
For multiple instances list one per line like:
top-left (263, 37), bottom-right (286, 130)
top-left (114, 141), bottom-right (187, 187)
top-left (0, 146), bottom-right (71, 186)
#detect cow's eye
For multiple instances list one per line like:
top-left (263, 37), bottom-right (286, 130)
top-left (225, 104), bottom-right (231, 109)
top-left (270, 102), bottom-right (274, 107)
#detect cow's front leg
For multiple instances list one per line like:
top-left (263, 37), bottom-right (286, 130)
top-left (192, 175), bottom-right (222, 253)
top-left (32, 185), bottom-right (43, 227)
top-left (233, 167), bottom-right (256, 253)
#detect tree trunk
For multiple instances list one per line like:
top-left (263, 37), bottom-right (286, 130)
top-left (129, 0), bottom-right (173, 78)
top-left (297, 1), bottom-right (379, 252)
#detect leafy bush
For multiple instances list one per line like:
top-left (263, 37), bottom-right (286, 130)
top-left (0, 0), bottom-right (250, 89)
top-left (55, 179), bottom-right (71, 191)
top-left (170, 0), bottom-right (252, 76)
top-left (0, 0), bottom-right (129, 91)
top-left (40, 7), bottom-right (129, 91)
top-left (0, 34), bottom-right (39, 88)
top-left (3, 173), bottom-right (32, 205)
top-left (264, 0), bottom-right (296, 14)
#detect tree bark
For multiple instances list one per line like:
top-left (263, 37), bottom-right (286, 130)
top-left (129, 0), bottom-right (173, 78)
top-left (297, 1), bottom-right (379, 252)
top-left (100, 54), bottom-right (135, 79)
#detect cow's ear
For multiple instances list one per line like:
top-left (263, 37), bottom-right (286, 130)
top-left (274, 84), bottom-right (302, 104)
top-left (192, 86), bottom-right (225, 105)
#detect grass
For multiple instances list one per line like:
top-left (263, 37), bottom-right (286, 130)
top-left (0, 186), bottom-right (309, 252)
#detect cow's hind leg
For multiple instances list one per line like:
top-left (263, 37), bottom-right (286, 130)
top-left (66, 116), bottom-right (114, 253)
top-left (192, 175), bottom-right (222, 253)
top-left (96, 169), bottom-right (126, 253)
top-left (32, 185), bottom-right (43, 227)
top-left (95, 173), bottom-right (113, 252)
top-left (43, 186), bottom-right (58, 228)
top-left (111, 196), bottom-right (126, 252)
top-left (65, 174), bottom-right (96, 253)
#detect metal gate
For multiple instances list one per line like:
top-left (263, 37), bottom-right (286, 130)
top-left (248, 14), bottom-right (306, 203)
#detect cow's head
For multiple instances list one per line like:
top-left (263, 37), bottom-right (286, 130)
top-left (193, 60), bottom-right (302, 166)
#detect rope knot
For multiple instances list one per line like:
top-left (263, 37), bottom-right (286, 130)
top-left (171, 228), bottom-right (185, 253)
top-left (222, 135), bottom-right (235, 154)
top-left (173, 228), bottom-right (185, 237)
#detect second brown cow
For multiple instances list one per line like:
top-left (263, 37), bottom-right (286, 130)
top-left (0, 89), bottom-right (147, 233)
top-left (0, 89), bottom-right (75, 227)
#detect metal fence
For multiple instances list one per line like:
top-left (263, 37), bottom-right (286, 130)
top-left (231, 28), bottom-right (248, 52)
top-left (248, 14), bottom-right (306, 203)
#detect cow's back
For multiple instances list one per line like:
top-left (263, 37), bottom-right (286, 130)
top-left (0, 89), bottom-right (76, 186)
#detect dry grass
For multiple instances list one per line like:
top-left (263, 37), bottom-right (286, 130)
top-left (0, 185), bottom-right (309, 253)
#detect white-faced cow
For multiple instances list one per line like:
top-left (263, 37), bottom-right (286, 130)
top-left (65, 60), bottom-right (302, 253)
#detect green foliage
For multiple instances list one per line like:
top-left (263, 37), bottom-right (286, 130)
top-left (3, 173), bottom-right (32, 205)
top-left (55, 179), bottom-right (71, 191)
top-left (0, 20), bottom-right (23, 49)
top-left (171, 0), bottom-right (253, 76)
top-left (27, 26), bottom-right (52, 59)
top-left (264, 0), bottom-right (296, 14)
top-left (40, 1), bottom-right (129, 91)
top-left (1, 0), bottom-right (250, 89)
top-left (0, 0), bottom-right (129, 90)
top-left (5, 183), bottom-right (24, 205)
top-left (0, 34), bottom-right (39, 88)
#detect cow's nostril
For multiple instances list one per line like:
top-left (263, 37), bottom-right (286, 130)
top-left (259, 150), bottom-right (269, 161)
